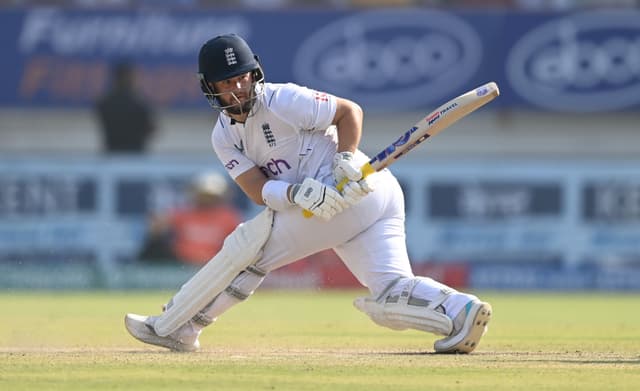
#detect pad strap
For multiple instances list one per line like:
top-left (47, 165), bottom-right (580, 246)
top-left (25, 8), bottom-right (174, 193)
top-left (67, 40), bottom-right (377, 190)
top-left (191, 264), bottom-right (270, 327)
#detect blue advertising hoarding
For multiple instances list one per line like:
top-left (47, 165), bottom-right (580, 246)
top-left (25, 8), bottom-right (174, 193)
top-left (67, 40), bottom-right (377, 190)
top-left (1, 8), bottom-right (639, 112)
top-left (1, 156), bottom-right (640, 290)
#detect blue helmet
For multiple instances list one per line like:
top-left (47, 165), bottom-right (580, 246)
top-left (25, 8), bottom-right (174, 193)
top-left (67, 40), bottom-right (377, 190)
top-left (197, 34), bottom-right (265, 112)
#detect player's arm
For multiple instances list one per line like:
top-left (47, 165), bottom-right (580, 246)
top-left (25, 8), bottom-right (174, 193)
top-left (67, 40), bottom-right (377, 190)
top-left (330, 97), bottom-right (374, 206)
top-left (234, 166), bottom-right (270, 206)
top-left (234, 166), bottom-right (348, 221)
top-left (332, 97), bottom-right (363, 154)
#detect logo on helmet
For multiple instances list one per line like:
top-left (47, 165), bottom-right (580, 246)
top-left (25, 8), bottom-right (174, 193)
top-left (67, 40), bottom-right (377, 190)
top-left (224, 47), bottom-right (237, 66)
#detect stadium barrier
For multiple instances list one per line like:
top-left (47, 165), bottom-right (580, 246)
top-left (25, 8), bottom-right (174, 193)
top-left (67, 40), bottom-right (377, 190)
top-left (1, 156), bottom-right (640, 290)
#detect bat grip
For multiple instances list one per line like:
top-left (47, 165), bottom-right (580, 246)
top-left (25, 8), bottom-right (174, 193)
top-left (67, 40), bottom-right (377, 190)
top-left (302, 162), bottom-right (376, 218)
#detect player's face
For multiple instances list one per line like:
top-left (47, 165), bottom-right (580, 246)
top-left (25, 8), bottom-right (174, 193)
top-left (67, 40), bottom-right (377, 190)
top-left (212, 72), bottom-right (254, 115)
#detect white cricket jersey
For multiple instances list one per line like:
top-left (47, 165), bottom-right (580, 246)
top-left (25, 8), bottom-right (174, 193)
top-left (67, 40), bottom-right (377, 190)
top-left (211, 82), bottom-right (368, 186)
top-left (206, 82), bottom-right (435, 305)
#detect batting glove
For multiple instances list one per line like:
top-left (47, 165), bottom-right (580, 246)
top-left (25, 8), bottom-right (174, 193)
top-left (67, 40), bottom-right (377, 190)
top-left (341, 176), bottom-right (375, 206)
top-left (332, 151), bottom-right (362, 183)
top-left (290, 177), bottom-right (348, 221)
top-left (332, 152), bottom-right (375, 206)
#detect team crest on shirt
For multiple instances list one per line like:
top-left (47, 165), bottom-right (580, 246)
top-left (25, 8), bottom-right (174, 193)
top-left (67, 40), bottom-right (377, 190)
top-left (262, 123), bottom-right (276, 147)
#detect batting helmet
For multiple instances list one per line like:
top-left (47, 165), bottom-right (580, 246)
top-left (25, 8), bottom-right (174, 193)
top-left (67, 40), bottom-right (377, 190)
top-left (197, 34), bottom-right (265, 111)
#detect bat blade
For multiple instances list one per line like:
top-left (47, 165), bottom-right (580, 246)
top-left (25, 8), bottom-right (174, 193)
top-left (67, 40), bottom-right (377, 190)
top-left (367, 81), bottom-right (500, 172)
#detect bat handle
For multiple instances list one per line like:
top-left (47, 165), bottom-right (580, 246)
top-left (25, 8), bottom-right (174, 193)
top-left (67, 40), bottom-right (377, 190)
top-left (302, 162), bottom-right (376, 218)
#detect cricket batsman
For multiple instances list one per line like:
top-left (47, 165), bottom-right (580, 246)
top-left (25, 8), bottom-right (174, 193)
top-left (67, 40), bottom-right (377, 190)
top-left (125, 34), bottom-right (492, 353)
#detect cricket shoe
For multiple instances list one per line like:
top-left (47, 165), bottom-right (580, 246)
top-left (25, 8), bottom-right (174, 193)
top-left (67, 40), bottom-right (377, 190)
top-left (124, 313), bottom-right (200, 352)
top-left (434, 300), bottom-right (492, 354)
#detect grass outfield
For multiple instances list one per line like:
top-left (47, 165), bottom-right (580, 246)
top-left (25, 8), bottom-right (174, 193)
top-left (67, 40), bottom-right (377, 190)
top-left (1, 290), bottom-right (638, 390)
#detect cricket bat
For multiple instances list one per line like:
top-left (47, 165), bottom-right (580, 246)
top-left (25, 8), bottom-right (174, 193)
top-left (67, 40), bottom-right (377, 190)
top-left (304, 81), bottom-right (500, 218)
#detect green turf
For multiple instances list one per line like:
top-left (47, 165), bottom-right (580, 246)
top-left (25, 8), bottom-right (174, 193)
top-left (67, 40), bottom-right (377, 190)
top-left (1, 290), bottom-right (639, 390)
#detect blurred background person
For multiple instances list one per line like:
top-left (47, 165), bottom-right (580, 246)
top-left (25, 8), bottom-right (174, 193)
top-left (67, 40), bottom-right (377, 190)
top-left (138, 172), bottom-right (242, 266)
top-left (95, 61), bottom-right (156, 154)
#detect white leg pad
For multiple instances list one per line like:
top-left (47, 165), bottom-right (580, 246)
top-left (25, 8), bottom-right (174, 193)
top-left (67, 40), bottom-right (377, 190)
top-left (353, 277), bottom-right (454, 336)
top-left (154, 208), bottom-right (273, 336)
